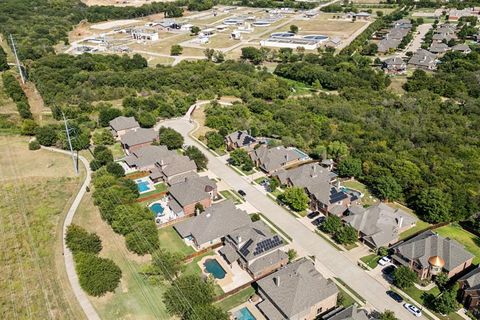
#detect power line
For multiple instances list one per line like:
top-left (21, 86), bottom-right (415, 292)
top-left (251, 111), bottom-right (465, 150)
top-left (62, 112), bottom-right (79, 175)
top-left (9, 34), bottom-right (25, 84)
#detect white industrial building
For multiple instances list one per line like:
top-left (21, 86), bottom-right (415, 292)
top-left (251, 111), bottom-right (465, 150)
top-left (260, 34), bottom-right (329, 50)
top-left (131, 28), bottom-right (159, 41)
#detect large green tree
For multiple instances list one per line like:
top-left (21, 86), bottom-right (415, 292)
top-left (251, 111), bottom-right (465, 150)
top-left (66, 224), bottom-right (102, 254)
top-left (393, 266), bottom-right (417, 289)
top-left (158, 127), bottom-right (184, 150)
top-left (281, 187), bottom-right (309, 212)
top-left (415, 188), bottom-right (453, 223)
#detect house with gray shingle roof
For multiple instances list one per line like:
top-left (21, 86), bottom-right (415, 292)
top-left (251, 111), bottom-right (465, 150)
top-left (225, 130), bottom-right (258, 151)
top-left (275, 163), bottom-right (337, 187)
top-left (124, 145), bottom-right (172, 170)
top-left (250, 145), bottom-right (307, 174)
top-left (324, 305), bottom-right (369, 320)
top-left (109, 116), bottom-right (140, 138)
top-left (452, 43), bottom-right (472, 54)
top-left (408, 49), bottom-right (438, 70)
top-left (120, 128), bottom-right (158, 154)
top-left (382, 56), bottom-right (406, 74)
top-left (459, 266), bottom-right (480, 311)
top-left (342, 203), bottom-right (417, 249)
top-left (429, 42), bottom-right (450, 54)
top-left (174, 200), bottom-right (251, 249)
top-left (167, 174), bottom-right (217, 216)
top-left (392, 230), bottom-right (474, 280)
top-left (256, 258), bottom-right (338, 320)
top-left (219, 220), bottom-right (288, 279)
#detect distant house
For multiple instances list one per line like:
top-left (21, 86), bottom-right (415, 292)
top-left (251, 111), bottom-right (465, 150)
top-left (429, 42), bottom-right (450, 54)
top-left (324, 305), bottom-right (369, 320)
top-left (393, 18), bottom-right (413, 29)
top-left (377, 38), bottom-right (401, 54)
top-left (275, 163), bottom-right (337, 187)
top-left (459, 266), bottom-right (480, 311)
top-left (109, 116), bottom-right (140, 138)
top-left (382, 56), bottom-right (407, 74)
top-left (408, 49), bottom-right (438, 70)
top-left (392, 230), bottom-right (474, 280)
top-left (343, 12), bottom-right (371, 21)
top-left (174, 200), bottom-right (251, 249)
top-left (452, 43), bottom-right (472, 54)
top-left (256, 258), bottom-right (338, 320)
top-left (225, 130), bottom-right (258, 151)
top-left (149, 155), bottom-right (197, 185)
top-left (342, 203), bottom-right (417, 249)
top-left (167, 174), bottom-right (217, 216)
top-left (250, 145), bottom-right (306, 174)
top-left (124, 145), bottom-right (173, 171)
top-left (120, 128), bottom-right (158, 154)
top-left (219, 220), bottom-right (288, 279)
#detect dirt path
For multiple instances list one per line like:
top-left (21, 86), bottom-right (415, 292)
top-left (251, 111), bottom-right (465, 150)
top-left (22, 81), bottom-right (50, 125)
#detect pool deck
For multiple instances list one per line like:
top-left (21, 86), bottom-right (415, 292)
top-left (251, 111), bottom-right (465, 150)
top-left (230, 302), bottom-right (266, 320)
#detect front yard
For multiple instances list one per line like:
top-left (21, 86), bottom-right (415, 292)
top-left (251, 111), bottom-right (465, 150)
top-left (360, 254), bottom-right (380, 269)
top-left (435, 223), bottom-right (480, 264)
top-left (219, 190), bottom-right (244, 204)
top-left (158, 226), bottom-right (194, 256)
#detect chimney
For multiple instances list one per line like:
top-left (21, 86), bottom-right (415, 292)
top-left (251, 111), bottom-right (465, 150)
top-left (195, 208), bottom-right (200, 216)
top-left (274, 276), bottom-right (280, 287)
top-left (160, 159), bottom-right (164, 166)
top-left (237, 236), bottom-right (242, 243)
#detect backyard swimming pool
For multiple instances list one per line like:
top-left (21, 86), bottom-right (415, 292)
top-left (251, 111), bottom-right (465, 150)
top-left (292, 148), bottom-right (310, 160)
top-left (149, 203), bottom-right (165, 216)
top-left (204, 259), bottom-right (226, 279)
top-left (234, 307), bottom-right (256, 320)
top-left (135, 178), bottom-right (154, 193)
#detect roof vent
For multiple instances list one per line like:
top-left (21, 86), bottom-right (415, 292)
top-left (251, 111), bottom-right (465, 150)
top-left (273, 276), bottom-right (280, 287)
top-left (206, 213), bottom-right (211, 218)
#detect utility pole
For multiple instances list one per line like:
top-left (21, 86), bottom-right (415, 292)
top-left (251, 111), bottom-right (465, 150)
top-left (62, 112), bottom-right (79, 175)
top-left (9, 34), bottom-right (25, 84)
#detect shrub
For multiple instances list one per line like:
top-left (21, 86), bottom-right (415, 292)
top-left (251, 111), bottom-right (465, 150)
top-left (106, 162), bottom-right (125, 177)
top-left (250, 213), bottom-right (261, 222)
top-left (125, 220), bottom-right (160, 255)
top-left (28, 140), bottom-right (41, 150)
top-left (92, 129), bottom-right (115, 145)
top-left (74, 252), bottom-right (122, 297)
top-left (66, 224), bottom-right (102, 254)
top-left (35, 125), bottom-right (58, 146)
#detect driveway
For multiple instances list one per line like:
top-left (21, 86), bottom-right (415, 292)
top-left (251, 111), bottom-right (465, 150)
top-left (402, 23), bottom-right (432, 56)
top-left (158, 114), bottom-right (425, 320)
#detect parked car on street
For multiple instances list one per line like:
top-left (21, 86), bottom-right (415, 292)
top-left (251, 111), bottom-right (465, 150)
top-left (378, 256), bottom-right (392, 266)
top-left (307, 211), bottom-right (320, 219)
top-left (404, 303), bottom-right (422, 317)
top-left (238, 190), bottom-right (246, 197)
top-left (386, 290), bottom-right (403, 303)
top-left (312, 216), bottom-right (326, 226)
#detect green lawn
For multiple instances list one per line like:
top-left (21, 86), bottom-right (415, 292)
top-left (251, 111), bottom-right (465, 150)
top-left (435, 223), bottom-right (480, 264)
top-left (337, 286), bottom-right (356, 308)
top-left (183, 251), bottom-right (223, 296)
top-left (137, 183), bottom-right (168, 199)
top-left (215, 286), bottom-right (255, 311)
top-left (360, 254), bottom-right (380, 269)
top-left (109, 142), bottom-right (124, 160)
top-left (342, 179), bottom-right (378, 206)
top-left (387, 202), bottom-right (432, 240)
top-left (158, 226), bottom-right (195, 256)
top-left (220, 190), bottom-right (243, 204)
top-left (335, 278), bottom-right (367, 304)
top-left (271, 189), bottom-right (283, 198)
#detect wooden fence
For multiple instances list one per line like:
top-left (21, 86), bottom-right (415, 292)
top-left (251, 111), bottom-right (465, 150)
top-left (183, 243), bottom-right (222, 262)
top-left (125, 171), bottom-right (149, 180)
top-left (136, 191), bottom-right (167, 203)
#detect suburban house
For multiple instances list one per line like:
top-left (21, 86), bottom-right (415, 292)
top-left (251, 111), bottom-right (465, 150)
top-left (324, 305), bottom-right (369, 320)
top-left (250, 145), bottom-right (307, 174)
top-left (124, 145), bottom-right (174, 171)
top-left (459, 266), bottom-right (480, 311)
top-left (256, 258), bottom-right (339, 320)
top-left (167, 174), bottom-right (217, 216)
top-left (342, 203), bottom-right (417, 249)
top-left (408, 49), bottom-right (438, 70)
top-left (219, 220), bottom-right (288, 279)
top-left (275, 163), bottom-right (337, 187)
top-left (225, 130), bottom-right (258, 151)
top-left (432, 24), bottom-right (457, 42)
top-left (429, 42), bottom-right (449, 54)
top-left (174, 200), bottom-right (251, 249)
top-left (120, 128), bottom-right (158, 154)
top-left (342, 12), bottom-right (371, 21)
top-left (306, 182), bottom-right (352, 216)
top-left (377, 19), bottom-right (411, 54)
top-left (149, 154), bottom-right (197, 185)
top-left (382, 56), bottom-right (407, 74)
top-left (452, 43), bottom-right (472, 54)
top-left (109, 116), bottom-right (140, 138)
top-left (391, 230), bottom-right (474, 280)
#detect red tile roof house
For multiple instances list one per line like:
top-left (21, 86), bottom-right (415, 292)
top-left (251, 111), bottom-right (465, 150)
top-left (109, 116), bottom-right (140, 138)
top-left (120, 128), bottom-right (158, 155)
top-left (167, 174), bottom-right (217, 217)
top-left (391, 230), bottom-right (474, 280)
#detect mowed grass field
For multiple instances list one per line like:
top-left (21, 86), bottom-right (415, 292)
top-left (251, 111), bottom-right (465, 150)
top-left (435, 223), bottom-right (480, 264)
top-left (0, 136), bottom-right (85, 319)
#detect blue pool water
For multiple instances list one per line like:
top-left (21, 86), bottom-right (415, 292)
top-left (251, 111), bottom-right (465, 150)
top-left (234, 307), bottom-right (256, 320)
top-left (204, 259), bottom-right (226, 279)
top-left (292, 148), bottom-right (309, 160)
top-left (137, 180), bottom-right (151, 193)
top-left (150, 203), bottom-right (165, 216)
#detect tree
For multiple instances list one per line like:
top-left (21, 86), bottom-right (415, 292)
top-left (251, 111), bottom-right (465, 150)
top-left (137, 111), bottom-right (156, 128)
top-left (379, 310), bottom-right (398, 320)
top-left (125, 220), bottom-right (160, 255)
top-left (434, 288), bottom-right (459, 314)
top-left (393, 266), bottom-right (417, 289)
top-left (241, 47), bottom-right (264, 65)
top-left (74, 252), bottom-right (122, 297)
top-left (151, 249), bottom-right (185, 281)
top-left (415, 188), bottom-right (453, 223)
top-left (268, 178), bottom-right (279, 192)
top-left (378, 246), bottom-right (389, 257)
top-left (66, 224), bottom-right (102, 254)
top-left (158, 127), bottom-right (184, 150)
top-left (191, 26), bottom-right (201, 35)
top-left (204, 48), bottom-right (215, 61)
top-left (376, 11), bottom-right (384, 17)
top-left (187, 304), bottom-right (228, 320)
top-left (334, 225), bottom-right (358, 245)
top-left (94, 147), bottom-right (114, 166)
top-left (213, 51), bottom-right (225, 63)
top-left (21, 119), bottom-right (38, 136)
top-left (35, 125), bottom-right (58, 146)
top-left (229, 148), bottom-right (251, 167)
top-left (170, 45), bottom-right (183, 56)
top-left (92, 129), bottom-right (115, 145)
top-left (205, 131), bottom-right (224, 150)
top-left (290, 25), bottom-right (299, 34)
top-left (250, 213), bottom-right (260, 222)
top-left (98, 107), bottom-right (122, 127)
top-left (281, 187), bottom-right (309, 212)
top-left (337, 157), bottom-right (362, 178)
top-left (321, 215), bottom-right (342, 234)
top-left (163, 274), bottom-right (216, 318)
top-left (106, 162), bottom-right (125, 177)
top-left (361, 43), bottom-right (378, 56)
top-left (435, 272), bottom-right (449, 292)
top-left (185, 145), bottom-right (208, 170)
top-left (287, 249), bottom-right (297, 262)
top-left (373, 175), bottom-right (402, 201)
top-left (194, 202), bottom-right (204, 214)
top-left (0, 46), bottom-right (9, 71)
top-left (327, 141), bottom-right (349, 160)
top-left (17, 101), bottom-right (33, 119)
top-left (29, 140), bottom-right (41, 150)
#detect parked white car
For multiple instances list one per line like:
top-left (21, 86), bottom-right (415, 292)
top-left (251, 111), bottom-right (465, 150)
top-left (404, 303), bottom-right (422, 317)
top-left (378, 256), bottom-right (392, 266)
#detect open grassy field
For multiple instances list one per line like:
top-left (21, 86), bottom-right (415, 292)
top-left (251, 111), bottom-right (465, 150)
top-left (289, 14), bottom-right (370, 39)
top-left (0, 136), bottom-right (85, 319)
top-left (435, 223), bottom-right (480, 264)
